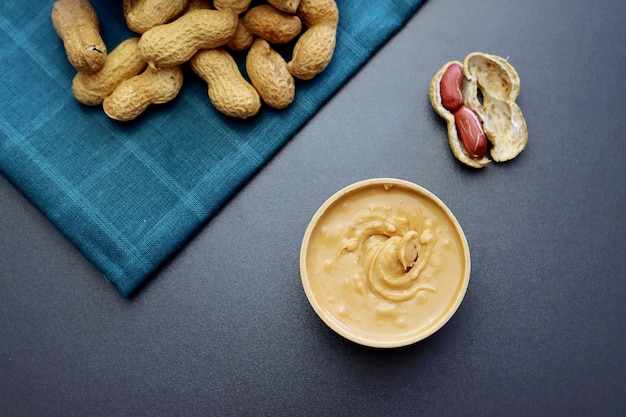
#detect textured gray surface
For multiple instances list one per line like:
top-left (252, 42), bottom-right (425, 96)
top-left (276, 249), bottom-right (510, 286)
top-left (2, 0), bottom-right (625, 415)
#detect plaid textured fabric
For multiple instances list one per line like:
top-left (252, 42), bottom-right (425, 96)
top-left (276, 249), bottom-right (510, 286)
top-left (0, 0), bottom-right (427, 297)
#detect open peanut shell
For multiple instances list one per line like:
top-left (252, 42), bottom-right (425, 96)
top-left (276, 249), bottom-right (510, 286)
top-left (430, 52), bottom-right (528, 168)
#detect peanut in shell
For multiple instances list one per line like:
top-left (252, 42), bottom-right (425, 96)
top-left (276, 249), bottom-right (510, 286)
top-left (125, 0), bottom-right (191, 34)
top-left (287, 23), bottom-right (336, 80)
top-left (246, 39), bottom-right (295, 109)
top-left (72, 37), bottom-right (147, 106)
top-left (287, 0), bottom-right (338, 80)
top-left (267, 0), bottom-right (301, 14)
top-left (296, 0), bottom-right (339, 27)
top-left (213, 0), bottom-right (252, 14)
top-left (226, 20), bottom-right (255, 51)
top-left (138, 8), bottom-right (238, 69)
top-left (51, 0), bottom-right (107, 74)
top-left (103, 65), bottom-right (184, 121)
top-left (190, 48), bottom-right (261, 119)
top-left (242, 4), bottom-right (302, 44)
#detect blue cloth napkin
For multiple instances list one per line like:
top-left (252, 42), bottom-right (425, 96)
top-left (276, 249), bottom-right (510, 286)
top-left (0, 0), bottom-right (427, 297)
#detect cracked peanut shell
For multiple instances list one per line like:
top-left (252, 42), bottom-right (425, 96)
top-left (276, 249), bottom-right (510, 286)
top-left (430, 52), bottom-right (528, 168)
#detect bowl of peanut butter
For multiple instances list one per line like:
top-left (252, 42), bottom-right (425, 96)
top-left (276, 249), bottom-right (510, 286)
top-left (300, 178), bottom-right (471, 348)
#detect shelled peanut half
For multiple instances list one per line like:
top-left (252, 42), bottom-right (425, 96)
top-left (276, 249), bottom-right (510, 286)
top-left (52, 0), bottom-right (339, 121)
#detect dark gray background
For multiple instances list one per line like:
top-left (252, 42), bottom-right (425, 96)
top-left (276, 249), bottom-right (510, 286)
top-left (2, 0), bottom-right (625, 416)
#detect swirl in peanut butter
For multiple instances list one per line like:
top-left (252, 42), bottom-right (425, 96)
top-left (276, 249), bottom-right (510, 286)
top-left (338, 205), bottom-right (437, 303)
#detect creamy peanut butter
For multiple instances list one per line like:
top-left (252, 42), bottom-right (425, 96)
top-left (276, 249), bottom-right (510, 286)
top-left (300, 179), bottom-right (470, 347)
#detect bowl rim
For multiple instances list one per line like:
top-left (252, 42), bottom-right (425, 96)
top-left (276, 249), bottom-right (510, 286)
top-left (299, 178), bottom-right (471, 348)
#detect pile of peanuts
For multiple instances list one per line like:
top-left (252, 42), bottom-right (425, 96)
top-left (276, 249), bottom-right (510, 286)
top-left (430, 52), bottom-right (528, 168)
top-left (51, 0), bottom-right (339, 121)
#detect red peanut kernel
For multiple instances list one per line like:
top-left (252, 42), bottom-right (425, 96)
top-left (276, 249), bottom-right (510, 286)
top-left (453, 105), bottom-right (487, 159)
top-left (439, 62), bottom-right (463, 112)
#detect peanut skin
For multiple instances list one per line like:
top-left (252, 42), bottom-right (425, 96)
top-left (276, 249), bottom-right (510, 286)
top-left (287, 0), bottom-right (338, 80)
top-left (242, 4), bottom-right (302, 44)
top-left (72, 37), bottom-right (147, 106)
top-left (429, 60), bottom-right (490, 168)
top-left (138, 8), bottom-right (238, 68)
top-left (454, 105), bottom-right (488, 159)
top-left (51, 0), bottom-right (107, 74)
top-left (190, 48), bottom-right (261, 119)
top-left (103, 66), bottom-right (184, 121)
top-left (246, 39), bottom-right (295, 109)
top-left (439, 62), bottom-right (463, 112)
